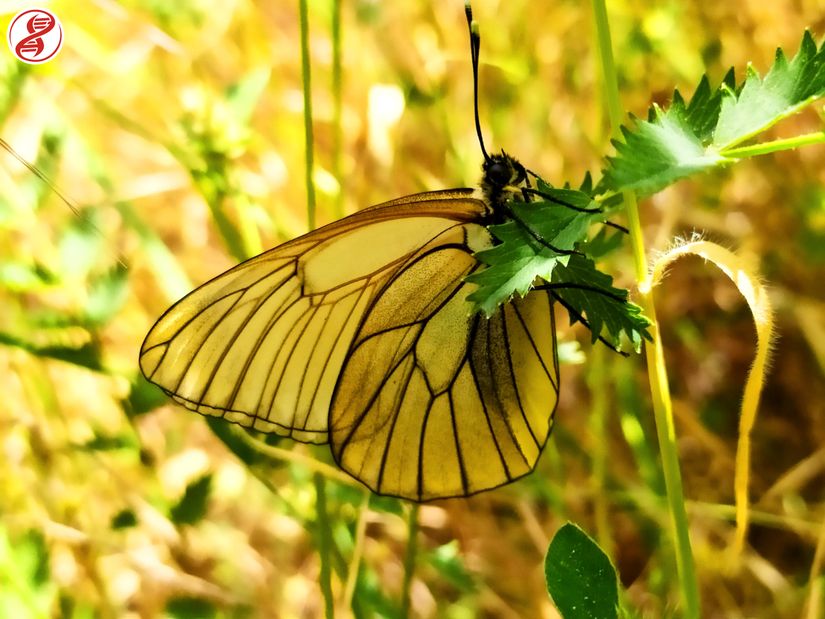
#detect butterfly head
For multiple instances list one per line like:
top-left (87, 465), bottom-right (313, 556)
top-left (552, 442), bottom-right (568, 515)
top-left (465, 6), bottom-right (528, 219)
top-left (481, 150), bottom-right (527, 217)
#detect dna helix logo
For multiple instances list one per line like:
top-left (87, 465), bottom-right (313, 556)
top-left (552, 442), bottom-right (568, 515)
top-left (7, 8), bottom-right (63, 64)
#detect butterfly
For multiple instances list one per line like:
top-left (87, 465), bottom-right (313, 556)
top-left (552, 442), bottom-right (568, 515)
top-left (140, 6), bottom-right (572, 501)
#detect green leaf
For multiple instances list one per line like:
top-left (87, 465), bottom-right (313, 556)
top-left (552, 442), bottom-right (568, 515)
top-left (80, 430), bottom-right (138, 452)
top-left (169, 474), bottom-right (212, 526)
top-left (674, 69), bottom-right (737, 143)
top-left (126, 374), bottom-right (172, 417)
top-left (0, 331), bottom-right (103, 371)
top-left (225, 68), bottom-right (271, 126)
top-left (515, 190), bottom-right (600, 249)
top-left (582, 226), bottom-right (625, 259)
top-left (603, 31), bottom-right (825, 196)
top-left (0, 261), bottom-right (56, 291)
top-left (465, 183), bottom-right (650, 350)
top-left (714, 31), bottom-right (825, 148)
top-left (111, 509), bottom-right (138, 529)
top-left (545, 523), bottom-right (619, 619)
top-left (603, 107), bottom-right (727, 196)
top-left (205, 417), bottom-right (263, 467)
top-left (466, 187), bottom-right (603, 315)
top-left (367, 493), bottom-right (405, 516)
top-left (466, 225), bottom-right (564, 316)
top-left (551, 254), bottom-right (652, 349)
top-left (165, 597), bottom-right (218, 619)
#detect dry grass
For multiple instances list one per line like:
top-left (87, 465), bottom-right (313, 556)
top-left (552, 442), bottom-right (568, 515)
top-left (1, 1), bottom-right (824, 617)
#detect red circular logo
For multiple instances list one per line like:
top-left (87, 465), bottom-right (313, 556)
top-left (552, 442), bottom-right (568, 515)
top-left (7, 8), bottom-right (63, 64)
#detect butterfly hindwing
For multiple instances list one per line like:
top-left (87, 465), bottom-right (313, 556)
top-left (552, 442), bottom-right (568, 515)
top-left (329, 231), bottom-right (560, 500)
top-left (139, 191), bottom-right (489, 443)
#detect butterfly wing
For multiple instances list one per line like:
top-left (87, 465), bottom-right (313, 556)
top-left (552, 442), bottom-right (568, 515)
top-left (139, 190), bottom-right (489, 443)
top-left (330, 235), bottom-right (560, 500)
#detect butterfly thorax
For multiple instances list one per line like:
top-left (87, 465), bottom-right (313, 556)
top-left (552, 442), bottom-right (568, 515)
top-left (480, 151), bottom-right (527, 223)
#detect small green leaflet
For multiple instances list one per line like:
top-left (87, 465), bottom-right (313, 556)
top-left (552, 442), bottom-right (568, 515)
top-left (582, 226), bottom-right (625, 259)
top-left (714, 31), bottom-right (825, 148)
top-left (602, 108), bottom-right (727, 196)
top-left (545, 523), bottom-right (620, 619)
top-left (603, 30), bottom-right (825, 196)
top-left (467, 183), bottom-right (651, 350)
top-left (552, 254), bottom-right (651, 349)
top-left (466, 187), bottom-right (602, 314)
top-left (0, 331), bottom-right (103, 371)
top-left (170, 474), bottom-right (213, 526)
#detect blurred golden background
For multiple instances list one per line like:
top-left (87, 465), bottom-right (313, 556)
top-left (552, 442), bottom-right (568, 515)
top-left (1, 0), bottom-right (824, 617)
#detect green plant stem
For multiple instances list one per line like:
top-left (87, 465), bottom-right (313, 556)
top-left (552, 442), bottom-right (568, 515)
top-left (722, 131), bottom-right (825, 158)
top-left (588, 345), bottom-right (613, 557)
top-left (314, 473), bottom-right (336, 619)
top-left (400, 503), bottom-right (419, 618)
top-left (204, 184), bottom-right (247, 262)
top-left (342, 490), bottom-right (370, 610)
top-left (299, 0), bottom-right (317, 230)
top-left (592, 1), bottom-right (700, 617)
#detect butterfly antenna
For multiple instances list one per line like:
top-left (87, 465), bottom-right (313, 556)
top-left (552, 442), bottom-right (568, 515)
top-left (465, 2), bottom-right (490, 163)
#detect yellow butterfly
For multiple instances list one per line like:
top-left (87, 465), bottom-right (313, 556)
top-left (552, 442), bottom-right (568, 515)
top-left (140, 6), bottom-right (560, 501)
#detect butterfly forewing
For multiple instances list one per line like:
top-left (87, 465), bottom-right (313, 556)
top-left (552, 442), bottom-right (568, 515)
top-left (139, 190), bottom-right (488, 443)
top-left (329, 233), bottom-right (560, 501)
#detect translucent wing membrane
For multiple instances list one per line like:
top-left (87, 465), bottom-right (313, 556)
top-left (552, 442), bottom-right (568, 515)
top-left (330, 240), bottom-right (559, 500)
top-left (140, 191), bottom-right (488, 443)
top-left (141, 188), bottom-right (560, 500)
